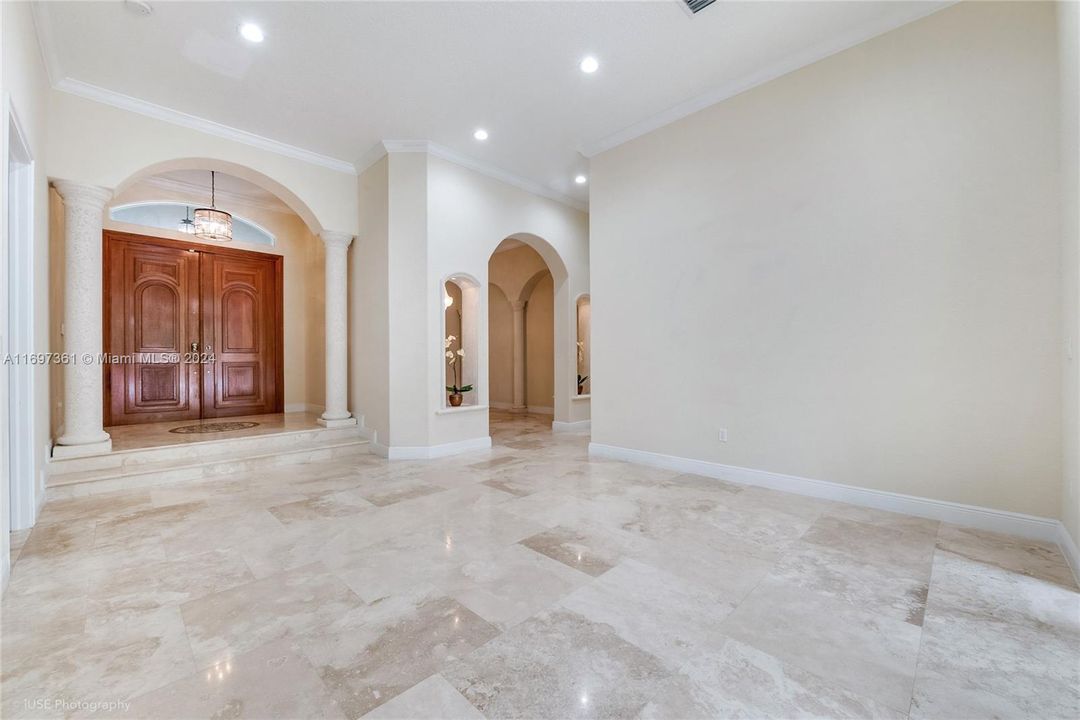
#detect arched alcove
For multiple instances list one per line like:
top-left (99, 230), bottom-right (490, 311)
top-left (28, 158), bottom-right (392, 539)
top-left (487, 240), bottom-right (555, 415)
top-left (576, 293), bottom-right (591, 395)
top-left (442, 273), bottom-right (481, 408)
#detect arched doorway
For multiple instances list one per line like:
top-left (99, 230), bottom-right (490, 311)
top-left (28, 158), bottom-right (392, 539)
top-left (50, 157), bottom-right (357, 457)
top-left (488, 239), bottom-right (556, 430)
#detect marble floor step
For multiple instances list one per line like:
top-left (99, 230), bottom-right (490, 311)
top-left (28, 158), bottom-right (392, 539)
top-left (47, 429), bottom-right (370, 497)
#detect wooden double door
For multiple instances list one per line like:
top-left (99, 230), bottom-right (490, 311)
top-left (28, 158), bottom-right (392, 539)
top-left (104, 231), bottom-right (283, 426)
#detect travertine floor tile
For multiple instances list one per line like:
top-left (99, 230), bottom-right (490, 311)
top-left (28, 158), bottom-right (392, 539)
top-left (5, 410), bottom-right (1077, 719)
top-left (360, 674), bottom-right (483, 720)
top-left (444, 608), bottom-right (672, 719)
top-left (720, 576), bottom-right (922, 712)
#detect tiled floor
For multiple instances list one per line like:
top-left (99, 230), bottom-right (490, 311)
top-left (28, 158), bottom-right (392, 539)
top-left (104, 412), bottom-right (324, 452)
top-left (3, 410), bottom-right (1078, 719)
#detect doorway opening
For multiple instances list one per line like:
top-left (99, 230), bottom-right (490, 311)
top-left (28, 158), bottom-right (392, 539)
top-left (5, 107), bottom-right (38, 551)
top-left (488, 239), bottom-right (555, 418)
top-left (103, 231), bottom-right (283, 426)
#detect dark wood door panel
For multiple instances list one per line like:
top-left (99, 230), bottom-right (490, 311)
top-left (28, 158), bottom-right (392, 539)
top-left (200, 251), bottom-right (282, 418)
top-left (104, 231), bottom-right (284, 426)
top-left (104, 234), bottom-right (201, 425)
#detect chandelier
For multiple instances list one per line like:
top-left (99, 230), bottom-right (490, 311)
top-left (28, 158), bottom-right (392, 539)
top-left (193, 171), bottom-right (232, 241)
top-left (177, 205), bottom-right (196, 234)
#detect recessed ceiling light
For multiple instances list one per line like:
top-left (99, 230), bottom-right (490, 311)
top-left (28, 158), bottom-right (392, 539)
top-left (239, 23), bottom-right (265, 43)
top-left (579, 56), bottom-right (599, 74)
top-left (473, 129), bottom-right (489, 141)
top-left (574, 175), bottom-right (588, 185)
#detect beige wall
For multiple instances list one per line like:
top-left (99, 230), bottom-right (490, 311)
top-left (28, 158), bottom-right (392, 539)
top-left (48, 179), bottom-right (326, 433)
top-left (525, 273), bottom-right (555, 412)
top-left (351, 156), bottom-right (390, 445)
top-left (488, 283), bottom-right (514, 405)
top-left (1060, 0), bottom-right (1080, 549)
top-left (591, 2), bottom-right (1063, 519)
top-left (488, 244), bottom-right (555, 412)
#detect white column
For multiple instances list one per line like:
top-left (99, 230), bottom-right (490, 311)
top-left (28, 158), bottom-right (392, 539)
top-left (318, 231), bottom-right (357, 428)
top-left (53, 181), bottom-right (113, 458)
top-left (511, 299), bottom-right (527, 412)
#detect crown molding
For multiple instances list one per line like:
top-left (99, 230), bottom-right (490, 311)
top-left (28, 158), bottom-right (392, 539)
top-left (33, 4), bottom-right (583, 209)
top-left (579, 0), bottom-right (957, 157)
top-left (53, 77), bottom-right (358, 175)
top-left (358, 140), bottom-right (587, 213)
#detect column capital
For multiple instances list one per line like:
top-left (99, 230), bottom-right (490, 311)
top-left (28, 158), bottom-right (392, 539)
top-left (320, 230), bottom-right (354, 250)
top-left (511, 300), bottom-right (527, 312)
top-left (52, 180), bottom-right (113, 209)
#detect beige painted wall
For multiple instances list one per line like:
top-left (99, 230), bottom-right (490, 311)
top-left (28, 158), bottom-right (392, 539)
top-left (48, 179), bottom-right (326, 434)
top-left (1060, 0), bottom-right (1080, 549)
top-left (488, 283), bottom-right (514, 405)
top-left (525, 274), bottom-right (555, 412)
top-left (488, 244), bottom-right (555, 411)
top-left (591, 1), bottom-right (1063, 519)
top-left (351, 156), bottom-right (390, 445)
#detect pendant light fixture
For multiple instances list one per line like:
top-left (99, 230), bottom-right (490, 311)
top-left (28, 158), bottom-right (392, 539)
top-left (177, 205), bottom-right (196, 234)
top-left (193, 171), bottom-right (233, 241)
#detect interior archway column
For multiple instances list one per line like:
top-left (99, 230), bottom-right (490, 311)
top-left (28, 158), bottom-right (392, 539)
top-left (53, 180), bottom-right (113, 458)
top-left (511, 299), bottom-right (527, 412)
top-left (318, 230), bottom-right (357, 428)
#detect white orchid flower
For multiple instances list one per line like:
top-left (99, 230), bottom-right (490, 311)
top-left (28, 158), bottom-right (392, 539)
top-left (456, 349), bottom-right (464, 356)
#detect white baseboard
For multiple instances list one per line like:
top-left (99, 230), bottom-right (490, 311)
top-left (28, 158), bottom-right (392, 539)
top-left (1058, 522), bottom-right (1080, 587)
top-left (375, 436), bottom-right (493, 460)
top-left (588, 442), bottom-right (1072, 561)
top-left (552, 419), bottom-right (592, 433)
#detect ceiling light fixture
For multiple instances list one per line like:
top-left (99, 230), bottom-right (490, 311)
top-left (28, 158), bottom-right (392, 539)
top-left (579, 56), bottom-right (599, 74)
top-left (575, 175), bottom-right (588, 185)
top-left (239, 23), bottom-right (265, 43)
top-left (193, 171), bottom-right (233, 242)
top-left (473, 129), bottom-right (489, 141)
top-left (177, 206), bottom-right (196, 234)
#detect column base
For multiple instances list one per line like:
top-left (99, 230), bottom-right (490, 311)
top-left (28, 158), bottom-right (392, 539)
top-left (52, 438), bottom-right (113, 459)
top-left (317, 416), bottom-right (358, 429)
top-left (509, 406), bottom-right (528, 414)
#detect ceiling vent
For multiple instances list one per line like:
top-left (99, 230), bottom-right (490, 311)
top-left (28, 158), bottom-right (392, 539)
top-left (682, 0), bottom-right (716, 15)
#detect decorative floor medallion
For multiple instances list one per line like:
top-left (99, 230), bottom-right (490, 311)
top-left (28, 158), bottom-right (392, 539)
top-left (168, 421), bottom-right (260, 434)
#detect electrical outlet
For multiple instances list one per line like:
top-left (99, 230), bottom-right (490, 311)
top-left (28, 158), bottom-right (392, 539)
top-left (718, 428), bottom-right (728, 443)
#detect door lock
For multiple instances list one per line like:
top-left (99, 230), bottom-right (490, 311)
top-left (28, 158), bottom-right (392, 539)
top-left (190, 341), bottom-right (199, 354)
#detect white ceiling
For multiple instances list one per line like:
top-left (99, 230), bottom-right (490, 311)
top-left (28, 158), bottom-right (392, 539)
top-left (35, 1), bottom-right (949, 207)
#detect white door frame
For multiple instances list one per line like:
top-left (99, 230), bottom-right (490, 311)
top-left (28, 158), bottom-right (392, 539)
top-left (4, 99), bottom-right (39, 542)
